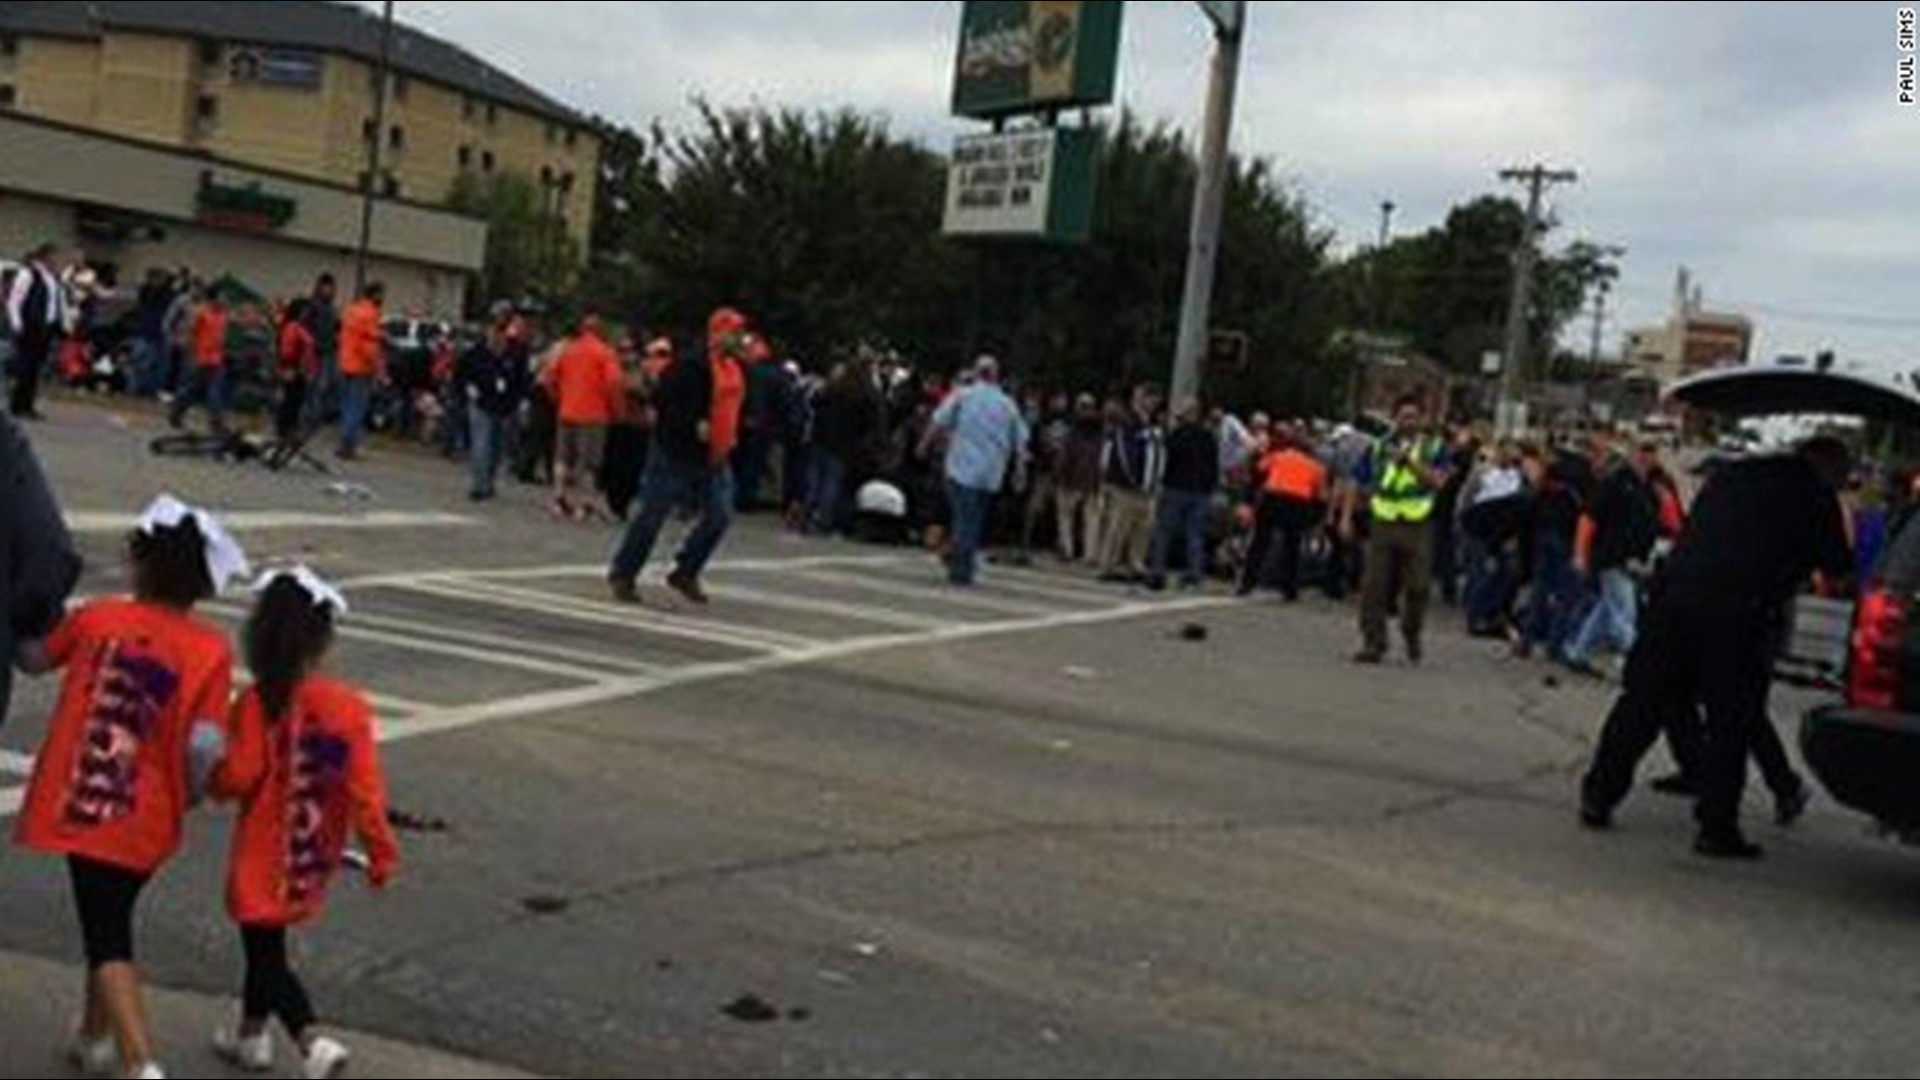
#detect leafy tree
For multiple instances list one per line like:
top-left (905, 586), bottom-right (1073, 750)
top-left (448, 171), bottom-right (580, 314)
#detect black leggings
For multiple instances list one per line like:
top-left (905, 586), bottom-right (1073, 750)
top-left (241, 927), bottom-right (317, 1038)
top-left (69, 857), bottom-right (150, 970)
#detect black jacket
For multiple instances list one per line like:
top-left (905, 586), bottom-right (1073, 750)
top-left (1162, 423), bottom-right (1221, 495)
top-left (457, 340), bottom-right (529, 417)
top-left (1589, 466), bottom-right (1660, 572)
top-left (1, 413), bottom-right (80, 727)
top-left (653, 354), bottom-right (734, 468)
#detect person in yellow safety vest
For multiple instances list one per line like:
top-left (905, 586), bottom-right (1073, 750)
top-left (1340, 394), bottom-right (1454, 665)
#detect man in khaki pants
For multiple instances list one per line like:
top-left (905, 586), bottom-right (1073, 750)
top-left (1342, 395), bottom-right (1451, 665)
top-left (1099, 385), bottom-right (1165, 583)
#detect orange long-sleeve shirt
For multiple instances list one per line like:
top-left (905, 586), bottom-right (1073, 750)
top-left (213, 676), bottom-right (399, 928)
top-left (14, 599), bottom-right (233, 876)
top-left (544, 331), bottom-right (625, 427)
top-left (339, 299), bottom-right (384, 379)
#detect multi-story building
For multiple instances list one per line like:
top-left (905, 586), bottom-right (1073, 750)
top-left (0, 0), bottom-right (601, 318)
top-left (1624, 267), bottom-right (1755, 393)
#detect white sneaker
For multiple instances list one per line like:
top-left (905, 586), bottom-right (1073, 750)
top-left (126, 1065), bottom-right (165, 1080)
top-left (303, 1037), bottom-right (351, 1079)
top-left (64, 1031), bottom-right (116, 1077)
top-left (212, 1026), bottom-right (275, 1072)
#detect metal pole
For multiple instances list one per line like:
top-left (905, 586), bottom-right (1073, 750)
top-left (1170, 4), bottom-right (1245, 408)
top-left (1496, 164), bottom-right (1576, 434)
top-left (354, 0), bottom-right (396, 296)
top-left (1589, 281), bottom-right (1609, 370)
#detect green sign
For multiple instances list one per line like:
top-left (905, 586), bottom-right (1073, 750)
top-left (953, 1), bottom-right (1125, 120)
top-left (195, 174), bottom-right (298, 233)
top-left (943, 127), bottom-right (1098, 244)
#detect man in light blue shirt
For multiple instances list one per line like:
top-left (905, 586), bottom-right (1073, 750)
top-left (930, 356), bottom-right (1030, 586)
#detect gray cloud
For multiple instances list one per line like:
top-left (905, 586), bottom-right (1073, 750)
top-left (359, 0), bottom-right (1919, 369)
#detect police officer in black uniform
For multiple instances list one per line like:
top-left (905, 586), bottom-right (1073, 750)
top-left (1580, 437), bottom-right (1855, 859)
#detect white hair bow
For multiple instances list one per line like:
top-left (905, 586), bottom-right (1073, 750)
top-left (251, 564), bottom-right (349, 617)
top-left (136, 494), bottom-right (252, 595)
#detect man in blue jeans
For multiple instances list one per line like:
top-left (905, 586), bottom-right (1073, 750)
top-left (927, 356), bottom-right (1029, 587)
top-left (609, 309), bottom-right (751, 607)
top-left (1148, 399), bottom-right (1221, 591)
top-left (1564, 440), bottom-right (1662, 676)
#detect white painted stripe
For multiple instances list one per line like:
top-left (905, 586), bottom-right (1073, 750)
top-left (65, 511), bottom-right (479, 535)
top-left (339, 552), bottom-right (913, 592)
top-left (414, 579), bottom-right (812, 654)
top-left (343, 608), bottom-right (665, 677)
top-left (968, 565), bottom-right (1135, 606)
top-left (792, 568), bottom-right (1060, 618)
top-left (0, 750), bottom-right (34, 778)
top-left (697, 582), bottom-right (950, 632)
top-left (206, 603), bottom-right (617, 685)
top-left (0, 787), bottom-right (21, 819)
top-left (381, 595), bottom-right (1232, 744)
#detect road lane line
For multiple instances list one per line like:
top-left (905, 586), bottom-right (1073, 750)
top-left (65, 511), bottom-right (480, 535)
top-left (0, 750), bottom-right (34, 778)
top-left (207, 603), bottom-right (617, 685)
top-left (420, 579), bottom-right (812, 654)
top-left (376, 594), bottom-right (1231, 744)
top-left (340, 552), bottom-right (914, 591)
top-left (791, 568), bottom-right (1060, 618)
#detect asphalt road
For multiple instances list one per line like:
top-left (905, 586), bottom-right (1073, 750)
top-left (3, 399), bottom-right (1918, 1079)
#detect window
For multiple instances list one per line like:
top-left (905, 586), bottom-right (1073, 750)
top-left (196, 94), bottom-right (220, 126)
top-left (486, 102), bottom-right (499, 127)
top-left (199, 40), bottom-right (223, 69)
top-left (539, 165), bottom-right (554, 187)
top-left (0, 84), bottom-right (15, 109)
top-left (457, 144), bottom-right (473, 169)
top-left (382, 173), bottom-right (401, 198)
top-left (357, 170), bottom-right (371, 192)
top-left (565, 127), bottom-right (579, 150)
top-left (559, 171), bottom-right (575, 195)
top-left (481, 150), bottom-right (496, 172)
top-left (545, 123), bottom-right (558, 145)
top-left (393, 75), bottom-right (410, 103)
top-left (388, 124), bottom-right (406, 151)
top-left (362, 117), bottom-right (377, 145)
top-left (1, 34), bottom-right (20, 58)
top-left (462, 96), bottom-right (477, 121)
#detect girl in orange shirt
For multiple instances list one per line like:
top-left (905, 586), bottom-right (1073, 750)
top-left (209, 567), bottom-right (398, 1080)
top-left (14, 495), bottom-right (250, 1080)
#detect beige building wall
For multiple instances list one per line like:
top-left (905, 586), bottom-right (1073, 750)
top-left (12, 36), bottom-right (102, 128)
top-left (97, 33), bottom-right (193, 145)
top-left (0, 191), bottom-right (74, 260)
top-left (3, 28), bottom-right (599, 255)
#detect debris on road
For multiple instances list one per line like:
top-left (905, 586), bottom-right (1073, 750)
top-left (721, 995), bottom-right (782, 1024)
top-left (1178, 624), bottom-right (1210, 643)
top-left (521, 896), bottom-right (571, 917)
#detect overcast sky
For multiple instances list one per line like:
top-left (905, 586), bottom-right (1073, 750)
top-left (357, 1), bottom-right (1918, 371)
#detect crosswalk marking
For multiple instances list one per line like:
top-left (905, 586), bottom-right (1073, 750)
top-left (419, 578), bottom-right (816, 654)
top-left (790, 568), bottom-right (1060, 618)
top-left (0, 554), bottom-right (1225, 824)
top-left (695, 581), bottom-right (951, 632)
top-left (65, 511), bottom-right (480, 535)
top-left (207, 604), bottom-right (622, 685)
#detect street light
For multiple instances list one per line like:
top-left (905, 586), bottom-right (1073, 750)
top-left (1170, 0), bottom-right (1248, 408)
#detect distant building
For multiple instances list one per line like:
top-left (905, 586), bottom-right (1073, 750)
top-left (0, 0), bottom-right (603, 317)
top-left (1624, 267), bottom-right (1755, 392)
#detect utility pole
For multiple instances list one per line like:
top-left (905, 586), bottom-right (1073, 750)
top-left (1496, 163), bottom-right (1577, 434)
top-left (1377, 200), bottom-right (1396, 252)
top-left (1588, 279), bottom-right (1611, 371)
top-left (354, 0), bottom-right (397, 297)
top-left (1171, 1), bottom-right (1247, 408)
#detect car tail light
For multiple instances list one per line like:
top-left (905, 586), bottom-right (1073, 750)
top-left (1850, 589), bottom-right (1909, 711)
